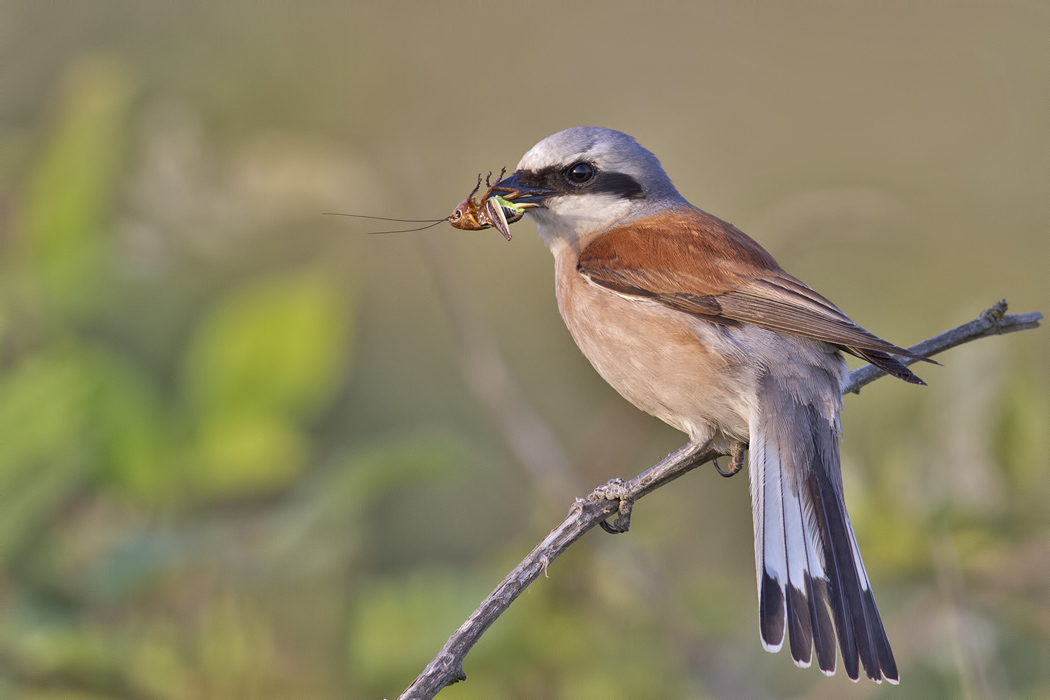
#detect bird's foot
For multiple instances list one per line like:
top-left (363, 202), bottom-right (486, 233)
top-left (714, 441), bottom-right (747, 478)
top-left (587, 478), bottom-right (634, 534)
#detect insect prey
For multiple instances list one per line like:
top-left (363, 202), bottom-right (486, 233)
top-left (447, 168), bottom-right (526, 241)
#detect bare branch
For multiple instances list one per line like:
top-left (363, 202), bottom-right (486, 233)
top-left (398, 301), bottom-right (1041, 700)
top-left (844, 300), bottom-right (1043, 394)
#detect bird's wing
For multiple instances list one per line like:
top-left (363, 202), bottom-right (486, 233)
top-left (576, 207), bottom-right (929, 383)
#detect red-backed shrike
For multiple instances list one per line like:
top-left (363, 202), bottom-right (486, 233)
top-left (487, 127), bottom-right (929, 683)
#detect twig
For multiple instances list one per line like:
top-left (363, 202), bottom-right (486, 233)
top-left (844, 300), bottom-right (1042, 394)
top-left (398, 301), bottom-right (1041, 700)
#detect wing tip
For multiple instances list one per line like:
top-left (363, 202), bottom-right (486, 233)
top-left (851, 346), bottom-right (931, 385)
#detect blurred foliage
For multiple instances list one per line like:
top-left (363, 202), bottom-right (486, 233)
top-left (0, 3), bottom-right (1047, 699)
top-left (183, 272), bottom-right (352, 499)
top-left (21, 57), bottom-right (129, 320)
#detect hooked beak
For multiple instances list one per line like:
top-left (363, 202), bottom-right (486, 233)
top-left (484, 172), bottom-right (556, 208)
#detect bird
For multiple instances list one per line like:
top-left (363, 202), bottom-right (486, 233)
top-left (484, 127), bottom-right (930, 683)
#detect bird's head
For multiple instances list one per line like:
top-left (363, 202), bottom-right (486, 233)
top-left (486, 127), bottom-right (684, 252)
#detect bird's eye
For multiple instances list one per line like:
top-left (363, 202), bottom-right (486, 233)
top-left (565, 162), bottom-right (596, 185)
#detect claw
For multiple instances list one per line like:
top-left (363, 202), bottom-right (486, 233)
top-left (598, 498), bottom-right (633, 533)
top-left (588, 478), bottom-right (633, 533)
top-left (714, 441), bottom-right (747, 478)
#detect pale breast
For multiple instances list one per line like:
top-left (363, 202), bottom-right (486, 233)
top-left (553, 249), bottom-right (756, 446)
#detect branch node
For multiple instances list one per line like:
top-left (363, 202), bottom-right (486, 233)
top-left (981, 299), bottom-right (1008, 326)
top-left (437, 653), bottom-right (466, 687)
top-left (569, 497), bottom-right (586, 518)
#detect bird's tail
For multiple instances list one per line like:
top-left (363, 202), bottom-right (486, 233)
top-left (748, 373), bottom-right (898, 683)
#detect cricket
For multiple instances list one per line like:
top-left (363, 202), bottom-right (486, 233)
top-left (446, 168), bottom-right (527, 241)
top-left (324, 168), bottom-right (527, 240)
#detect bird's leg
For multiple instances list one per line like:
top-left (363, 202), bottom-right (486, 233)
top-left (590, 441), bottom-right (709, 534)
top-left (590, 478), bottom-right (632, 533)
top-left (714, 441), bottom-right (747, 478)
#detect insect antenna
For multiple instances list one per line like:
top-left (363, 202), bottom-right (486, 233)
top-left (363, 219), bottom-right (448, 235)
top-left (323, 212), bottom-right (450, 234)
top-left (323, 213), bottom-right (446, 223)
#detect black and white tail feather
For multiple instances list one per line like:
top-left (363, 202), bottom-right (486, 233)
top-left (749, 372), bottom-right (899, 684)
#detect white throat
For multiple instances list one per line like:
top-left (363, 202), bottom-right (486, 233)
top-left (529, 193), bottom-right (635, 256)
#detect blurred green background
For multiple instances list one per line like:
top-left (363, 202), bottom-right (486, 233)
top-left (0, 2), bottom-right (1047, 698)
